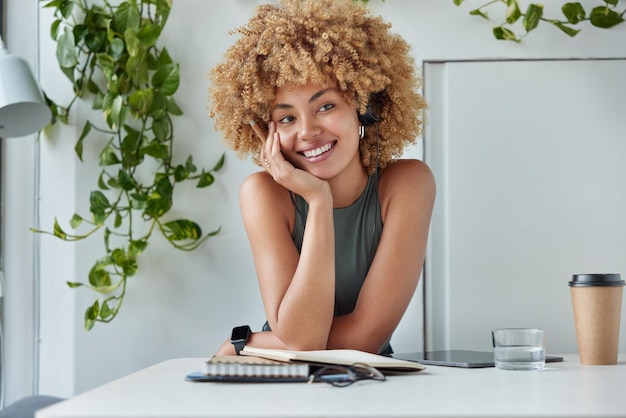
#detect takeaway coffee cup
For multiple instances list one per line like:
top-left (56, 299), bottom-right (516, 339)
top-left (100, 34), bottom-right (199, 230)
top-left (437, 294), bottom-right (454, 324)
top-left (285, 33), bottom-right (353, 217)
top-left (569, 273), bottom-right (624, 365)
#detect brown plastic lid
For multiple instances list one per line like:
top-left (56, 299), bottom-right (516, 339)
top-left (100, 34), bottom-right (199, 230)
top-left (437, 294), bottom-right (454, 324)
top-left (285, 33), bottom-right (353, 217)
top-left (569, 273), bottom-right (624, 287)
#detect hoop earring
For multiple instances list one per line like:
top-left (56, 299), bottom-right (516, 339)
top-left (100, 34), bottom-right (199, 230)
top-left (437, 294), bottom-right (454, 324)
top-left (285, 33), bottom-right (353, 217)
top-left (359, 125), bottom-right (365, 139)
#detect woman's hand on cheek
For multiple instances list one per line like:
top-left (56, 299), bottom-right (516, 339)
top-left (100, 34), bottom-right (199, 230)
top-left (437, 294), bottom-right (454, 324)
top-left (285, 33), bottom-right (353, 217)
top-left (260, 122), bottom-right (291, 174)
top-left (261, 122), bottom-right (330, 202)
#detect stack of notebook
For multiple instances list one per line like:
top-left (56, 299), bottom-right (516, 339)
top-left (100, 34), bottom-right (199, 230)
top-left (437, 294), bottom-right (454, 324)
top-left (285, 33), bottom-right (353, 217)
top-left (185, 346), bottom-right (426, 383)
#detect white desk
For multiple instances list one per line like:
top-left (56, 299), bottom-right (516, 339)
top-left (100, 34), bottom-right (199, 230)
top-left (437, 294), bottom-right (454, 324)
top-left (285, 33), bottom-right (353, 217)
top-left (37, 354), bottom-right (626, 418)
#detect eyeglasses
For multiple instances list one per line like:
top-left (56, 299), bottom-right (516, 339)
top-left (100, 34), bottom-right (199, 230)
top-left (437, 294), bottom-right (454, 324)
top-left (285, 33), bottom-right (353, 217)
top-left (308, 363), bottom-right (386, 387)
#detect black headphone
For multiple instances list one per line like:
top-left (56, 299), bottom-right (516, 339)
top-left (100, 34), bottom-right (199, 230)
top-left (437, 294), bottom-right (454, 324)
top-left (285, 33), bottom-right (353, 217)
top-left (358, 103), bottom-right (380, 127)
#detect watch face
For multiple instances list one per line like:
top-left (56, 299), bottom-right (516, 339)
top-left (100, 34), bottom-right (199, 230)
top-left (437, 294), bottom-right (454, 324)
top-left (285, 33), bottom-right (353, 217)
top-left (231, 325), bottom-right (251, 341)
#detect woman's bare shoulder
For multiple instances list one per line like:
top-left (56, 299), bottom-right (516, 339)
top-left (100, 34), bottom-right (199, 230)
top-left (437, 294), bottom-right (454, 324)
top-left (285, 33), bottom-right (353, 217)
top-left (379, 159), bottom-right (435, 194)
top-left (377, 159), bottom-right (435, 227)
top-left (239, 171), bottom-right (294, 225)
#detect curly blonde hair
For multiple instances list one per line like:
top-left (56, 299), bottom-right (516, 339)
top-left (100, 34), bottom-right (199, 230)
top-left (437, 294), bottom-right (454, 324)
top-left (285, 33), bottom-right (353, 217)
top-left (208, 0), bottom-right (427, 174)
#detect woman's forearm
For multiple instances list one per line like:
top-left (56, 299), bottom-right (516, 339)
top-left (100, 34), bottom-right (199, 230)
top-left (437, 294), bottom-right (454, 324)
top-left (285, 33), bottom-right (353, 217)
top-left (272, 198), bottom-right (336, 350)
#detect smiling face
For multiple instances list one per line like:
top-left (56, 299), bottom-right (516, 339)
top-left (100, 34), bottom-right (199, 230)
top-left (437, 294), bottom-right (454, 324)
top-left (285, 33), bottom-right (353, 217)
top-left (270, 83), bottom-right (364, 180)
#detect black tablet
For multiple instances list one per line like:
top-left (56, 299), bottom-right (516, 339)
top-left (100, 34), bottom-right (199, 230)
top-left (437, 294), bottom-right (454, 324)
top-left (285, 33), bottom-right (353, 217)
top-left (391, 350), bottom-right (564, 368)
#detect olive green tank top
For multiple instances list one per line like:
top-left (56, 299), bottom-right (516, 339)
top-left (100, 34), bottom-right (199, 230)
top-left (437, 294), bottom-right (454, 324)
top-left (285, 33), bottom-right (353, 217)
top-left (263, 173), bottom-right (390, 354)
top-left (291, 173), bottom-right (383, 316)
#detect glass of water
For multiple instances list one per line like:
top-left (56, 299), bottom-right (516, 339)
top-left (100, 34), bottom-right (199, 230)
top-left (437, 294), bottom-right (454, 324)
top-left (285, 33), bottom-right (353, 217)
top-left (492, 328), bottom-right (545, 370)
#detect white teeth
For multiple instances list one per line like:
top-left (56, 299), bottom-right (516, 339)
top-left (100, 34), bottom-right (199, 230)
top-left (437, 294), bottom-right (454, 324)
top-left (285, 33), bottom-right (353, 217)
top-left (303, 143), bottom-right (332, 158)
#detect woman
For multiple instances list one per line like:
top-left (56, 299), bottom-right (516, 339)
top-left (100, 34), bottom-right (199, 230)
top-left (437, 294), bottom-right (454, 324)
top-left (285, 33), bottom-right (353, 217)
top-left (209, 0), bottom-right (435, 355)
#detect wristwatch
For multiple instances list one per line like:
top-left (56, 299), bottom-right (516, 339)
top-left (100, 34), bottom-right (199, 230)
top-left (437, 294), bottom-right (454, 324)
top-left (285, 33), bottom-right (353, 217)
top-left (231, 325), bottom-right (252, 355)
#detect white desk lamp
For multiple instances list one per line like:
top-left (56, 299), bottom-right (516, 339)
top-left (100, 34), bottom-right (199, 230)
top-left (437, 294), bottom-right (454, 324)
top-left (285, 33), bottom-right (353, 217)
top-left (0, 35), bottom-right (51, 138)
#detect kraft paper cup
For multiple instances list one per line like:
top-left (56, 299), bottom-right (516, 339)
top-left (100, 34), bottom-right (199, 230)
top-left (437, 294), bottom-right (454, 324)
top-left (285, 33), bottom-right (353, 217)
top-left (569, 274), bottom-right (624, 365)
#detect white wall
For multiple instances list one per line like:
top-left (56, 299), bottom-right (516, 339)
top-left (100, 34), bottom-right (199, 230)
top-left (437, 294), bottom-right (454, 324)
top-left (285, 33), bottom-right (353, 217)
top-left (2, 0), bottom-right (625, 404)
top-left (2, 0), bottom-right (40, 406)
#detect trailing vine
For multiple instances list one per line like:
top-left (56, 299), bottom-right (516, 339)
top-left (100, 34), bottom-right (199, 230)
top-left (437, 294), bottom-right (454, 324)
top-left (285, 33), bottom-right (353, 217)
top-left (36, 0), bottom-right (224, 330)
top-left (453, 0), bottom-right (625, 42)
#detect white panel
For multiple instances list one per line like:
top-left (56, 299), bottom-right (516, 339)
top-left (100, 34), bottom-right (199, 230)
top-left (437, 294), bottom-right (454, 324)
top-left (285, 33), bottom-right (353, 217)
top-left (425, 59), bottom-right (626, 353)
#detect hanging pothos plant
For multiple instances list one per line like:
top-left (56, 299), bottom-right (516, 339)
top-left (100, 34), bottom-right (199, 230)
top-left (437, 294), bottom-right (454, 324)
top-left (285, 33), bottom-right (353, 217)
top-left (35, 0), bottom-right (224, 330)
top-left (453, 0), bottom-right (625, 42)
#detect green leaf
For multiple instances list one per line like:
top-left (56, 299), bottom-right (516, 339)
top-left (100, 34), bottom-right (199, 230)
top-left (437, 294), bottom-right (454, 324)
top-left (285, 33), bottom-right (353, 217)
top-left (41, 0), bottom-right (65, 10)
top-left (107, 176), bottom-right (121, 189)
top-left (126, 52), bottom-right (149, 86)
top-left (212, 153), bottom-right (226, 172)
top-left (453, 0), bottom-right (464, 5)
top-left (152, 118), bottom-right (169, 141)
top-left (523, 4), bottom-right (544, 32)
top-left (152, 64), bottom-right (180, 96)
top-left (174, 164), bottom-right (189, 182)
top-left (144, 194), bottom-right (172, 218)
top-left (156, 0), bottom-right (172, 22)
top-left (59, 0), bottom-right (75, 19)
top-left (493, 26), bottom-right (521, 42)
top-left (97, 53), bottom-right (116, 78)
top-left (60, 65), bottom-right (76, 88)
top-left (113, 2), bottom-right (140, 32)
top-left (137, 24), bottom-right (161, 47)
top-left (155, 174), bottom-right (174, 198)
top-left (158, 47), bottom-right (174, 66)
top-left (74, 121), bottom-right (92, 161)
top-left (118, 169), bottom-right (136, 190)
top-left (84, 301), bottom-right (99, 331)
top-left (111, 248), bottom-right (138, 276)
top-left (149, 91), bottom-right (168, 117)
top-left (89, 265), bottom-right (112, 288)
top-left (142, 142), bottom-right (169, 159)
top-left (104, 227), bottom-right (111, 251)
top-left (53, 218), bottom-right (68, 239)
top-left (109, 37), bottom-right (126, 61)
top-left (146, 50), bottom-right (159, 71)
top-left (166, 97), bottom-right (183, 116)
top-left (121, 126), bottom-right (142, 154)
top-left (551, 20), bottom-right (581, 36)
top-left (105, 95), bottom-right (125, 129)
top-left (163, 219), bottom-right (202, 241)
top-left (129, 88), bottom-right (154, 116)
top-left (505, 0), bottom-right (522, 24)
top-left (114, 211), bottom-right (123, 228)
top-left (99, 142), bottom-right (122, 166)
top-left (89, 191), bottom-right (111, 218)
top-left (589, 6), bottom-right (624, 28)
top-left (197, 171), bottom-right (215, 188)
top-left (129, 240), bottom-right (148, 257)
top-left (130, 192), bottom-right (148, 209)
top-left (469, 9), bottom-right (489, 20)
top-left (185, 155), bottom-right (198, 173)
top-left (93, 92), bottom-right (105, 110)
top-left (50, 19), bottom-right (62, 40)
top-left (124, 28), bottom-right (141, 57)
top-left (562, 2), bottom-right (586, 24)
top-left (57, 26), bottom-right (79, 68)
top-left (87, 79), bottom-right (101, 95)
top-left (69, 214), bottom-right (83, 229)
top-left (99, 300), bottom-right (114, 320)
top-left (98, 171), bottom-right (110, 190)
top-left (67, 281), bottom-right (84, 288)
top-left (85, 30), bottom-right (106, 53)
top-left (73, 24), bottom-right (88, 45)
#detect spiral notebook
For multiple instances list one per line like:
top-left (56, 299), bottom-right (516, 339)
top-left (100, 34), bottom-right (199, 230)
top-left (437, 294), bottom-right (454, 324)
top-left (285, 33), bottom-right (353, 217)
top-left (185, 355), bottom-right (310, 383)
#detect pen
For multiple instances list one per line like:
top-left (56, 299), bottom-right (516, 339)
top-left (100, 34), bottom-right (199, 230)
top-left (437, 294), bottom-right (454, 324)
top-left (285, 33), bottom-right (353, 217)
top-left (249, 119), bottom-right (266, 143)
